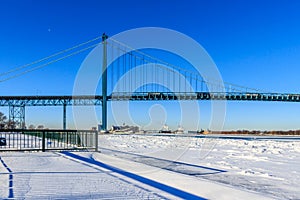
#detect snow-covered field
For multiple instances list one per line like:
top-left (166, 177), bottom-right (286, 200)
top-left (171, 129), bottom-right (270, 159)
top-left (0, 134), bottom-right (299, 199)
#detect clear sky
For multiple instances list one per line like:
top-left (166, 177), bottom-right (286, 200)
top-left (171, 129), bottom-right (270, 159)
top-left (1, 0), bottom-right (300, 130)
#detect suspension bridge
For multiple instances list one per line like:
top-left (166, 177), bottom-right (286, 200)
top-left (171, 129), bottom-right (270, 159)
top-left (0, 34), bottom-right (299, 130)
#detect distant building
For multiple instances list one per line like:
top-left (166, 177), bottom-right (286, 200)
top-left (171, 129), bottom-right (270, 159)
top-left (110, 124), bottom-right (139, 133)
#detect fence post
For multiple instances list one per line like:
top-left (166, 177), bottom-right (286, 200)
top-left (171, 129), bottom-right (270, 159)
top-left (95, 131), bottom-right (98, 152)
top-left (42, 130), bottom-right (46, 152)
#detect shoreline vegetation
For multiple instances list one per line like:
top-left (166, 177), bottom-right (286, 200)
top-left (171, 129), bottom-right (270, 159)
top-left (107, 128), bottom-right (300, 136)
top-left (205, 130), bottom-right (300, 136)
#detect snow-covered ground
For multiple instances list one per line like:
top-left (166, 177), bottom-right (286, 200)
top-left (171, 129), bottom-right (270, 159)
top-left (0, 134), bottom-right (299, 199)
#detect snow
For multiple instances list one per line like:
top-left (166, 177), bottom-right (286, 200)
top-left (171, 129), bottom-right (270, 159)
top-left (0, 134), bottom-right (299, 199)
top-left (98, 134), bottom-right (300, 199)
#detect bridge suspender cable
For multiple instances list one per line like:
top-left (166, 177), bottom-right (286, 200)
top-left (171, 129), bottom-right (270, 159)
top-left (0, 33), bottom-right (268, 93)
top-left (109, 38), bottom-right (269, 93)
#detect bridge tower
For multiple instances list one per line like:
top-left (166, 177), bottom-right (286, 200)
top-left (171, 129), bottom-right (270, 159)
top-left (101, 33), bottom-right (108, 130)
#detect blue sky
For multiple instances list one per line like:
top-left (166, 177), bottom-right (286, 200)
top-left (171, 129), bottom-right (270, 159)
top-left (1, 0), bottom-right (300, 130)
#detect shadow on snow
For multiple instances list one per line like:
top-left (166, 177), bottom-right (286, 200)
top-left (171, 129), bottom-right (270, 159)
top-left (61, 151), bottom-right (207, 200)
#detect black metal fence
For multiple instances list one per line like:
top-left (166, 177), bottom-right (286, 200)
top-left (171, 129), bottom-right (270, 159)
top-left (0, 129), bottom-right (98, 152)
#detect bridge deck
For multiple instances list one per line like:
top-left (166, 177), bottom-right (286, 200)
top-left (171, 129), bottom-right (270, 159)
top-left (0, 95), bottom-right (103, 106)
top-left (114, 92), bottom-right (300, 102)
top-left (0, 92), bottom-right (300, 106)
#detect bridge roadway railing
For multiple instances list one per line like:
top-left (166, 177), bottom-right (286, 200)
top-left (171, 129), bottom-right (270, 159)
top-left (1, 93), bottom-right (300, 106)
top-left (109, 92), bottom-right (300, 102)
top-left (0, 129), bottom-right (98, 152)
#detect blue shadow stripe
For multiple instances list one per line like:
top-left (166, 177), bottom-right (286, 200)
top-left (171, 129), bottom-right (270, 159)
top-left (0, 156), bottom-right (14, 199)
top-left (61, 152), bottom-right (206, 200)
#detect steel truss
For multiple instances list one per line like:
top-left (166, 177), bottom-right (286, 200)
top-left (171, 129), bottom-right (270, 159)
top-left (9, 105), bottom-right (25, 129)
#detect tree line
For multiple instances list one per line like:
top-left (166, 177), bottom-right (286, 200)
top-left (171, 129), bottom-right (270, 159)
top-left (0, 112), bottom-right (15, 129)
top-left (0, 112), bottom-right (44, 129)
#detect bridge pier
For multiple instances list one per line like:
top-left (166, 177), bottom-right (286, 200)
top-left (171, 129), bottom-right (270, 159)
top-left (9, 104), bottom-right (25, 129)
top-left (63, 103), bottom-right (66, 130)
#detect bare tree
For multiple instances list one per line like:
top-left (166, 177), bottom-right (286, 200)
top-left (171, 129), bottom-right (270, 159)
top-left (0, 112), bottom-right (7, 129)
top-left (7, 120), bottom-right (16, 129)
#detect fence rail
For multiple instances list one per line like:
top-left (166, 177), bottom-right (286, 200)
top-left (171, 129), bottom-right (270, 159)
top-left (0, 129), bottom-right (98, 152)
